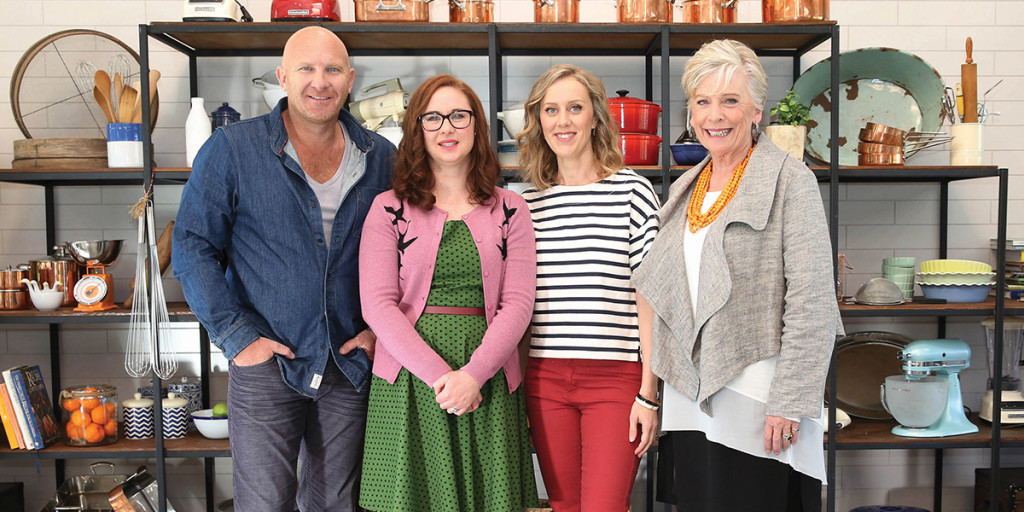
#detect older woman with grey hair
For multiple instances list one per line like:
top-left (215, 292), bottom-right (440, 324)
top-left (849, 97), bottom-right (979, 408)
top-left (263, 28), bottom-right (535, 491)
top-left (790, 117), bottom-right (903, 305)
top-left (632, 39), bottom-right (842, 511)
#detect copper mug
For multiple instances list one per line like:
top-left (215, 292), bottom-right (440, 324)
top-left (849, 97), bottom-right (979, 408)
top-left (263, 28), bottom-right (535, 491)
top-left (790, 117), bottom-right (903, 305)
top-left (762, 0), bottom-right (829, 22)
top-left (678, 0), bottom-right (736, 23)
top-left (535, 0), bottom-right (579, 22)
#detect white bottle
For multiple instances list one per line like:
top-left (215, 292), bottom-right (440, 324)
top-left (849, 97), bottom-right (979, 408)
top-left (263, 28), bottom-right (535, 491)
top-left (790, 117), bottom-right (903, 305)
top-left (185, 97), bottom-right (212, 167)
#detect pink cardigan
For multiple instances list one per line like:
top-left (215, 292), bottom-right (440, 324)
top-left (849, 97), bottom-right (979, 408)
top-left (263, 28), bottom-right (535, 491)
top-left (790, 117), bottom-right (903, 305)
top-left (359, 187), bottom-right (537, 392)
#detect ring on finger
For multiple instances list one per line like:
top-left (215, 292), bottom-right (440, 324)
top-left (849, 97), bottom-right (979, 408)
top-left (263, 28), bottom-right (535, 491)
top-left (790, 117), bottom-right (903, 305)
top-left (782, 433), bottom-right (793, 441)
top-left (448, 407), bottom-right (458, 414)
top-left (793, 426), bottom-right (800, 432)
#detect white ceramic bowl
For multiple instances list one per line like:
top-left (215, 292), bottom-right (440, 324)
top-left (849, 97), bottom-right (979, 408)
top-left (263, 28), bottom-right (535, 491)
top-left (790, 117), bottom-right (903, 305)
top-left (881, 375), bottom-right (949, 428)
top-left (253, 71), bottom-right (287, 110)
top-left (192, 409), bottom-right (229, 439)
top-left (496, 108), bottom-right (526, 138)
top-left (29, 290), bottom-right (64, 311)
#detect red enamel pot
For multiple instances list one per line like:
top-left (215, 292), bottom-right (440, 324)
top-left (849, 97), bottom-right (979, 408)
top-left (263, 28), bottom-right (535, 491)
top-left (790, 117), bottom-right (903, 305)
top-left (608, 90), bottom-right (662, 134)
top-left (619, 133), bottom-right (662, 166)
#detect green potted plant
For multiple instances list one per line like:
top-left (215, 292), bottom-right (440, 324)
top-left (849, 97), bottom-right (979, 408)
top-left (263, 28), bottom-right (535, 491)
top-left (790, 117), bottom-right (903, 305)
top-left (764, 90), bottom-right (810, 160)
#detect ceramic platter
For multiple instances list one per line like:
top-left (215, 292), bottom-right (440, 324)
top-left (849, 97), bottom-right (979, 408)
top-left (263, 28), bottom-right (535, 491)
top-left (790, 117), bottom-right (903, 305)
top-left (826, 331), bottom-right (912, 420)
top-left (792, 48), bottom-right (946, 166)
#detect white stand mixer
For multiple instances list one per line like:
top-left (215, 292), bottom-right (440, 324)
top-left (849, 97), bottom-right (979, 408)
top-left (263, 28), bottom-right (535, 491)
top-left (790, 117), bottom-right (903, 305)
top-left (889, 338), bottom-right (979, 437)
top-left (979, 317), bottom-right (1024, 424)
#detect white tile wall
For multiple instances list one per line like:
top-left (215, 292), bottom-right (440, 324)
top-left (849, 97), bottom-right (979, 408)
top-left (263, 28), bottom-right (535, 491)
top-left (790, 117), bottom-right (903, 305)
top-left (2, 0), bottom-right (1023, 511)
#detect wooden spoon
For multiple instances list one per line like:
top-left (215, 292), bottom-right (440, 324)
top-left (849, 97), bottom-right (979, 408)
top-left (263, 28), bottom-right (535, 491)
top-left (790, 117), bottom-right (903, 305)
top-left (93, 70), bottom-right (116, 124)
top-left (112, 73), bottom-right (124, 113)
top-left (118, 86), bottom-right (138, 124)
top-left (93, 85), bottom-right (115, 123)
top-left (130, 80), bottom-right (143, 124)
top-left (147, 69), bottom-right (161, 113)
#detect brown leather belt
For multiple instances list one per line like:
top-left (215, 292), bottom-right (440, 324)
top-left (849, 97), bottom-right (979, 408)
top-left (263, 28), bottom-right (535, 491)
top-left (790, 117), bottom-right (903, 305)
top-left (423, 305), bottom-right (485, 316)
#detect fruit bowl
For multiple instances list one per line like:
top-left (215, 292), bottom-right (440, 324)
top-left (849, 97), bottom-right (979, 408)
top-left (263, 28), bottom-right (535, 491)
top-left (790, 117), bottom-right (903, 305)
top-left (192, 409), bottom-right (229, 439)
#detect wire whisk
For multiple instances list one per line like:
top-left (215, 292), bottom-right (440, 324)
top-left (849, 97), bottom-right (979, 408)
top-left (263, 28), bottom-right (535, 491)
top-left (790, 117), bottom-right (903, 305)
top-left (147, 204), bottom-right (177, 379)
top-left (125, 209), bottom-right (152, 378)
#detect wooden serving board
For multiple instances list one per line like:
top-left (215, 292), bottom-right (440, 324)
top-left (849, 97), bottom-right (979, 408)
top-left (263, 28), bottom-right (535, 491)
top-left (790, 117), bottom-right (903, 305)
top-left (11, 157), bottom-right (108, 169)
top-left (14, 138), bottom-right (107, 159)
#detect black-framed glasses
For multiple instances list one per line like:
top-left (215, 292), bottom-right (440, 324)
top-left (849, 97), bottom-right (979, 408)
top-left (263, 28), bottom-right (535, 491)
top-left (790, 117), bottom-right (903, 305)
top-left (418, 109), bottom-right (474, 131)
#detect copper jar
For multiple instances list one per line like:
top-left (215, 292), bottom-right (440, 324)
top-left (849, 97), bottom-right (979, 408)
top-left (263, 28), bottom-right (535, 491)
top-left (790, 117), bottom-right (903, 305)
top-left (617, 0), bottom-right (675, 23)
top-left (678, 0), bottom-right (736, 23)
top-left (354, 0), bottom-right (432, 22)
top-left (29, 246), bottom-right (80, 307)
top-left (762, 0), bottom-right (828, 22)
top-left (449, 0), bottom-right (492, 22)
top-left (535, 0), bottom-right (579, 22)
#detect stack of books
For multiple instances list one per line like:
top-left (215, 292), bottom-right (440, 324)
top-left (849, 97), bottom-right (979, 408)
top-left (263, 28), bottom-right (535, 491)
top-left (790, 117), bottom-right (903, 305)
top-left (0, 365), bottom-right (60, 450)
top-left (991, 239), bottom-right (1024, 300)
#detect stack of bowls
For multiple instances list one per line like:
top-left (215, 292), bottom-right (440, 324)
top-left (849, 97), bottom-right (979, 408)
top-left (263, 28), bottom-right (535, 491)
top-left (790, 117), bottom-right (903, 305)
top-left (858, 122), bottom-right (906, 166)
top-left (917, 259), bottom-right (995, 303)
top-left (883, 257), bottom-right (916, 299)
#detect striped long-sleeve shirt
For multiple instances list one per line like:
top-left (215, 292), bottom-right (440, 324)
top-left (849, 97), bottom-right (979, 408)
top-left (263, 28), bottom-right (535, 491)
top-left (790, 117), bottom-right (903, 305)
top-left (522, 169), bottom-right (660, 361)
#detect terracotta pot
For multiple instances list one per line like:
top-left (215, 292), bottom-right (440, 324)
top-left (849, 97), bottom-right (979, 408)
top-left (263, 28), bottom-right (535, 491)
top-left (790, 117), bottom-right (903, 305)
top-left (354, 0), bottom-right (432, 22)
top-left (677, 0), bottom-right (736, 23)
top-left (762, 0), bottom-right (828, 22)
top-left (617, 0), bottom-right (674, 23)
top-left (619, 133), bottom-right (662, 165)
top-left (535, 0), bottom-right (579, 22)
top-left (608, 90), bottom-right (662, 135)
top-left (449, 0), bottom-right (493, 22)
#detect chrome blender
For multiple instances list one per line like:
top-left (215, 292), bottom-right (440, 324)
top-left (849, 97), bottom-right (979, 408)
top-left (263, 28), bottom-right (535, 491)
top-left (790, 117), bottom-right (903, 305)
top-left (890, 338), bottom-right (978, 437)
top-left (979, 317), bottom-right (1024, 424)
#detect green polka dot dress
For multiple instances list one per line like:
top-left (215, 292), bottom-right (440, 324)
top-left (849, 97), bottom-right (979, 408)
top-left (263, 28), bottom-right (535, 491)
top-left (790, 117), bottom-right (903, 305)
top-left (360, 220), bottom-right (538, 512)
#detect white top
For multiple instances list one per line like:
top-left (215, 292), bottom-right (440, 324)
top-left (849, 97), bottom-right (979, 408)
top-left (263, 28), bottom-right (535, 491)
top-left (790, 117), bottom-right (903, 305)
top-left (288, 121), bottom-right (359, 244)
top-left (522, 169), bottom-right (660, 361)
top-left (660, 191), bottom-right (827, 483)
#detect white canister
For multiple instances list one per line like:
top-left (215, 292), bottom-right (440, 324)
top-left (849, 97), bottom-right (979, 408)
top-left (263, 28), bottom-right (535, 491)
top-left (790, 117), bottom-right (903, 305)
top-left (950, 123), bottom-right (984, 166)
top-left (185, 97), bottom-right (212, 167)
top-left (123, 392), bottom-right (154, 440)
top-left (107, 123), bottom-right (144, 168)
top-left (162, 392), bottom-right (189, 440)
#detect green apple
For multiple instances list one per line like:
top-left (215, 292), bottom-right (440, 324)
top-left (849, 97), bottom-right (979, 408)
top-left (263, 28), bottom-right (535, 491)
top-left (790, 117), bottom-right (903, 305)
top-left (212, 402), bottom-right (228, 418)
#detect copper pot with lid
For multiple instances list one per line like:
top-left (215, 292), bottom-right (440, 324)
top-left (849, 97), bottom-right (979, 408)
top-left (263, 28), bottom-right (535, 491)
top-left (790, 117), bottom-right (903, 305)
top-left (677, 0), bottom-right (736, 23)
top-left (535, 0), bottom-right (579, 22)
top-left (354, 0), bottom-right (432, 22)
top-left (762, 0), bottom-right (829, 22)
top-left (449, 0), bottom-right (493, 22)
top-left (616, 0), bottom-right (675, 23)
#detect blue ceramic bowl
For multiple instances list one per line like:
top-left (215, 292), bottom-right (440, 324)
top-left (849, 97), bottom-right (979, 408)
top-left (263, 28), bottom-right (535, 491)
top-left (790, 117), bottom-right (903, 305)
top-left (670, 143), bottom-right (708, 166)
top-left (918, 283), bottom-right (992, 303)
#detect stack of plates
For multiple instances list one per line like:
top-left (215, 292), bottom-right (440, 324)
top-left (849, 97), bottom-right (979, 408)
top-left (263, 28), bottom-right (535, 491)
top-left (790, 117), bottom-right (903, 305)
top-left (917, 259), bottom-right (994, 303)
top-left (882, 257), bottom-right (916, 299)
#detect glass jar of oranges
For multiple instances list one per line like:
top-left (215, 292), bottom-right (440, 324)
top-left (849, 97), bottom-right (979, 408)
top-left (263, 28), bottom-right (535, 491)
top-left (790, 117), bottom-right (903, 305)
top-left (60, 384), bottom-right (118, 446)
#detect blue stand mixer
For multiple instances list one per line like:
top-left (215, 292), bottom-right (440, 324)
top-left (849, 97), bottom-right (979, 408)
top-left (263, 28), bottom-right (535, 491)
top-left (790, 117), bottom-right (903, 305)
top-left (890, 339), bottom-right (979, 437)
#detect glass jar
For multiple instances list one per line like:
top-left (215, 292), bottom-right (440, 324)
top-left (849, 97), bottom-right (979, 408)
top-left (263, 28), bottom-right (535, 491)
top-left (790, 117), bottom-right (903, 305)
top-left (59, 384), bottom-right (118, 446)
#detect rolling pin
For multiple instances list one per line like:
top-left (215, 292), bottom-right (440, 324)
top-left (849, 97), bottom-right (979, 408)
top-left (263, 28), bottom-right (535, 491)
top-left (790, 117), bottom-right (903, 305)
top-left (123, 219), bottom-right (174, 308)
top-left (962, 37), bottom-right (978, 123)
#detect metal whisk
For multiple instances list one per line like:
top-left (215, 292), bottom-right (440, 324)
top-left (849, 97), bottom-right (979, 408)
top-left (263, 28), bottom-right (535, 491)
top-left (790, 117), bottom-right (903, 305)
top-left (147, 204), bottom-right (177, 379)
top-left (125, 210), bottom-right (152, 378)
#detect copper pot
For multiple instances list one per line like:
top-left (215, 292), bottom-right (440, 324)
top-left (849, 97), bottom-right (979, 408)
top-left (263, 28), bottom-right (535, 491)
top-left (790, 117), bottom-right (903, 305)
top-left (859, 122), bottom-right (906, 146)
top-left (0, 268), bottom-right (28, 290)
top-left (857, 142), bottom-right (903, 155)
top-left (678, 0), bottom-right (736, 23)
top-left (535, 0), bottom-right (579, 22)
top-left (354, 0), bottom-right (432, 22)
top-left (762, 0), bottom-right (828, 22)
top-left (0, 290), bottom-right (27, 310)
top-left (858, 152), bottom-right (904, 166)
top-left (617, 0), bottom-right (675, 23)
top-left (30, 248), bottom-right (80, 307)
top-left (449, 0), bottom-right (492, 22)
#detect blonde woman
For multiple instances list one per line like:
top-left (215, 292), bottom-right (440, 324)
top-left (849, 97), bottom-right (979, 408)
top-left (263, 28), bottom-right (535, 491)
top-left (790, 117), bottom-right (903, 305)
top-left (517, 64), bottom-right (660, 512)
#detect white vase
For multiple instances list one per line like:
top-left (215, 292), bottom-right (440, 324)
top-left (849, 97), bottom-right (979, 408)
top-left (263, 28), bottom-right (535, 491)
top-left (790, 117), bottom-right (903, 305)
top-left (185, 97), bottom-right (212, 167)
top-left (764, 125), bottom-right (807, 161)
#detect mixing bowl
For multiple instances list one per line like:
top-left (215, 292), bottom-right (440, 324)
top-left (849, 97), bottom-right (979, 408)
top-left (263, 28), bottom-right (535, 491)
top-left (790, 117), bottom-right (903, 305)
top-left (192, 409), bottom-right (229, 439)
top-left (253, 70), bottom-right (286, 110)
top-left (853, 277), bottom-right (904, 305)
top-left (65, 240), bottom-right (123, 265)
top-left (881, 375), bottom-right (949, 428)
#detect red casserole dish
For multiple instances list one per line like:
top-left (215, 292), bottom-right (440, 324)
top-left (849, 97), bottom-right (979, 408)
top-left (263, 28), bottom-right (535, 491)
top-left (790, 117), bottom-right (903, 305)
top-left (619, 133), bottom-right (662, 166)
top-left (608, 90), bottom-right (662, 134)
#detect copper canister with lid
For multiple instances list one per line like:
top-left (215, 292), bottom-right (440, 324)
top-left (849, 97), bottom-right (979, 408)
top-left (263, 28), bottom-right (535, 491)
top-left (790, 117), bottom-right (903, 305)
top-left (677, 0), bottom-right (736, 23)
top-left (762, 0), bottom-right (828, 22)
top-left (617, 0), bottom-right (675, 23)
top-left (449, 0), bottom-right (493, 22)
top-left (535, 0), bottom-right (579, 22)
top-left (354, 0), bottom-right (432, 22)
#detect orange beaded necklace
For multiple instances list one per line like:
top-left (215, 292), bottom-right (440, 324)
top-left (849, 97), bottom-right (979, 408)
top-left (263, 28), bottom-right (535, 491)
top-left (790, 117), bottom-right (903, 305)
top-left (686, 144), bottom-right (756, 233)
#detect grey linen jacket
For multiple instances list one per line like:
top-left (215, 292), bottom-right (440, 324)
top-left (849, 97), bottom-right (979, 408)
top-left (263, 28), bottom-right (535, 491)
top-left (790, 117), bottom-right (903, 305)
top-left (633, 137), bottom-right (843, 419)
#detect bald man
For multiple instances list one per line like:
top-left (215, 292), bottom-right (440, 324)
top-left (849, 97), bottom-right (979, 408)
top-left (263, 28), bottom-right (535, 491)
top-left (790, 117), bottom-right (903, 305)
top-left (173, 27), bottom-right (395, 511)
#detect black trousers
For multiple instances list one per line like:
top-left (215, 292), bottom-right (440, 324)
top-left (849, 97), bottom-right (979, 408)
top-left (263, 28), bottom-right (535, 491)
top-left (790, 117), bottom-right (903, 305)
top-left (656, 430), bottom-right (821, 512)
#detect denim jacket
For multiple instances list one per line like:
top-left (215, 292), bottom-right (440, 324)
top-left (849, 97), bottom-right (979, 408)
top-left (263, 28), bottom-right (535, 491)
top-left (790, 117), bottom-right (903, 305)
top-left (172, 99), bottom-right (395, 396)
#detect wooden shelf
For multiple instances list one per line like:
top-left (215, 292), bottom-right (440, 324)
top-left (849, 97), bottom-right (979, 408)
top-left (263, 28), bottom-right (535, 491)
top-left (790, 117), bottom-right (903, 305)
top-left (826, 414), bottom-right (1024, 450)
top-left (0, 430), bottom-right (229, 460)
top-left (839, 296), bottom-right (1024, 317)
top-left (0, 302), bottom-right (195, 324)
top-left (0, 168), bottom-right (190, 186)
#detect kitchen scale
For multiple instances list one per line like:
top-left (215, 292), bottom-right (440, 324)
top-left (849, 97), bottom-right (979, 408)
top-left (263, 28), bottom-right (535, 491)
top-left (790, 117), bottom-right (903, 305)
top-left (980, 317), bottom-right (1024, 424)
top-left (66, 240), bottom-right (123, 312)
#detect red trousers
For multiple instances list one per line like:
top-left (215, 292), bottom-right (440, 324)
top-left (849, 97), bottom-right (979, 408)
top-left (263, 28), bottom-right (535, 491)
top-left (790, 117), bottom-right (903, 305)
top-left (525, 357), bottom-right (643, 512)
